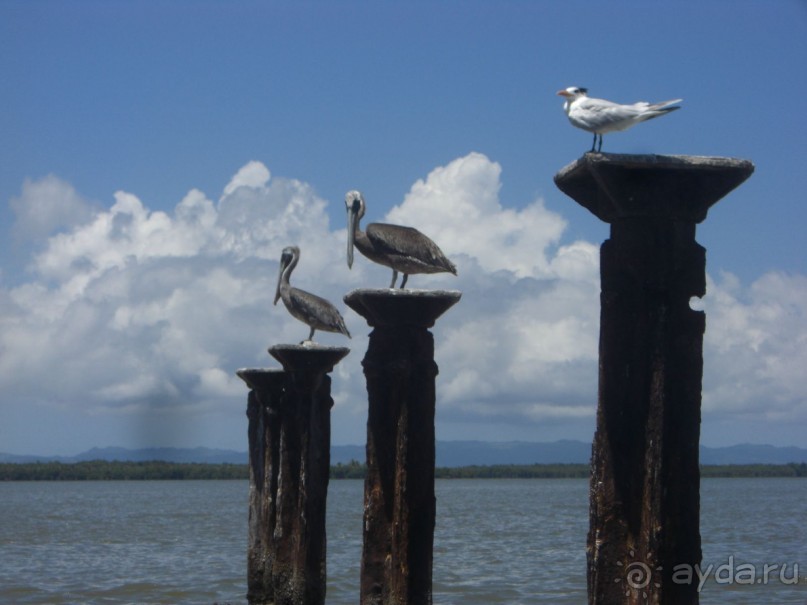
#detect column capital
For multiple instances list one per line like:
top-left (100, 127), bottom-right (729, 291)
top-left (236, 367), bottom-right (286, 392)
top-left (554, 153), bottom-right (754, 223)
top-left (268, 344), bottom-right (349, 376)
top-left (344, 288), bottom-right (461, 329)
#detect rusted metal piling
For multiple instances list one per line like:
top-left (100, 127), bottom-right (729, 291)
top-left (555, 153), bottom-right (753, 605)
top-left (236, 368), bottom-right (286, 605)
top-left (344, 288), bottom-right (461, 605)
top-left (268, 344), bottom-right (350, 605)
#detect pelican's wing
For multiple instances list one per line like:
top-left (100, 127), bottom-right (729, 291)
top-left (288, 288), bottom-right (350, 336)
top-left (366, 223), bottom-right (455, 272)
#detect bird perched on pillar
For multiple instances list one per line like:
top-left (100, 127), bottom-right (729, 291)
top-left (345, 190), bottom-right (457, 289)
top-left (557, 86), bottom-right (682, 152)
top-left (274, 245), bottom-right (351, 343)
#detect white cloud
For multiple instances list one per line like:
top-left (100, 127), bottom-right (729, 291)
top-left (1, 163), bottom-right (351, 430)
top-left (1, 153), bottom-right (805, 452)
top-left (221, 160), bottom-right (271, 199)
top-left (10, 175), bottom-right (96, 241)
top-left (386, 153), bottom-right (568, 278)
top-left (701, 270), bottom-right (807, 420)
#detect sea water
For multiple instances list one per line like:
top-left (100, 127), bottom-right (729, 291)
top-left (0, 478), bottom-right (804, 604)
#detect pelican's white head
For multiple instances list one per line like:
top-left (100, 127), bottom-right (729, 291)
top-left (344, 190), bottom-right (366, 219)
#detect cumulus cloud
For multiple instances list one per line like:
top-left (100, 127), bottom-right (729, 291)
top-left (10, 174), bottom-right (96, 242)
top-left (387, 153), bottom-right (569, 279)
top-left (221, 161), bottom-right (272, 199)
top-left (702, 271), bottom-right (807, 421)
top-left (1, 168), bottom-right (341, 412)
top-left (1, 153), bottom-right (805, 452)
top-left (379, 154), bottom-right (602, 432)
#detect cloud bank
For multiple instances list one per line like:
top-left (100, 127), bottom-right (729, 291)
top-left (1, 154), bottom-right (805, 452)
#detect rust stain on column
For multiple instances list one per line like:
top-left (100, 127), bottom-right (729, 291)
top-left (269, 344), bottom-right (349, 605)
top-left (344, 288), bottom-right (461, 605)
top-left (555, 153), bottom-right (753, 605)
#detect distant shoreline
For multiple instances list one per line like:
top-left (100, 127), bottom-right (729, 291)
top-left (2, 460), bottom-right (806, 481)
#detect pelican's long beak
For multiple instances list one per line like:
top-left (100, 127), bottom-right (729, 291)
top-left (274, 257), bottom-right (286, 305)
top-left (346, 206), bottom-right (356, 269)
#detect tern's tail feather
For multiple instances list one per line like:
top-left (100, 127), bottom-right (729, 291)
top-left (639, 99), bottom-right (682, 123)
top-left (651, 98), bottom-right (683, 110)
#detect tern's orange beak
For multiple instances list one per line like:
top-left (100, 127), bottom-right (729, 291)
top-left (557, 89), bottom-right (571, 97)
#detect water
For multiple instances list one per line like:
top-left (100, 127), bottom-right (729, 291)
top-left (0, 478), bottom-right (805, 604)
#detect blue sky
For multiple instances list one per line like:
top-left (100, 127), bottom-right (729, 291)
top-left (1, 1), bottom-right (805, 456)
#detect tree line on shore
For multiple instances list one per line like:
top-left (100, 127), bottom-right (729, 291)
top-left (2, 459), bottom-right (806, 481)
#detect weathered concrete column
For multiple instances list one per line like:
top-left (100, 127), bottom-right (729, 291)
top-left (554, 153), bottom-right (754, 605)
top-left (267, 344), bottom-right (350, 605)
top-left (344, 288), bottom-right (461, 605)
top-left (236, 368), bottom-right (286, 605)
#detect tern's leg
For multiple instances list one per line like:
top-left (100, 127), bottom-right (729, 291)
top-left (590, 133), bottom-right (596, 152)
top-left (400, 273), bottom-right (409, 289)
top-left (597, 135), bottom-right (603, 153)
top-left (389, 270), bottom-right (398, 288)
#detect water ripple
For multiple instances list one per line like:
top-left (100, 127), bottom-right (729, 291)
top-left (1, 478), bottom-right (804, 604)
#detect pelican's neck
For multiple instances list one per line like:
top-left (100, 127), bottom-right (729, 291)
top-left (349, 206), bottom-right (370, 247)
top-left (281, 254), bottom-right (297, 287)
top-left (351, 205), bottom-right (365, 234)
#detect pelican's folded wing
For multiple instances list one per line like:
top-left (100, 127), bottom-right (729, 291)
top-left (366, 223), bottom-right (454, 272)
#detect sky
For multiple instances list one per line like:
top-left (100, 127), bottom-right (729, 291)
top-left (1, 1), bottom-right (806, 456)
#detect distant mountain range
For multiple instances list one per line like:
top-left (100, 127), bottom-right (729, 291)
top-left (3, 440), bottom-right (807, 466)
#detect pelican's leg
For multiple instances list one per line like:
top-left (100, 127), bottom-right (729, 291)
top-left (302, 326), bottom-right (315, 343)
top-left (400, 274), bottom-right (409, 289)
top-left (389, 270), bottom-right (398, 289)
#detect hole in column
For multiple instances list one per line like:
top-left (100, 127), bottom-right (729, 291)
top-left (689, 296), bottom-right (705, 311)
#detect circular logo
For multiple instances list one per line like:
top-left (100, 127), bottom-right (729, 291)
top-left (615, 550), bottom-right (662, 599)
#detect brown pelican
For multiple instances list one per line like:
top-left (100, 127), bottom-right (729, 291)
top-left (345, 190), bottom-right (457, 288)
top-left (274, 245), bottom-right (351, 342)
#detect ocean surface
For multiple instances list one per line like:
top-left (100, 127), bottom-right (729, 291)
top-left (0, 478), bottom-right (804, 604)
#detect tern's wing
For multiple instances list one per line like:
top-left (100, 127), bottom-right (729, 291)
top-left (572, 97), bottom-right (646, 132)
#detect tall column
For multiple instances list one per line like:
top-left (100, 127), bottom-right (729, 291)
top-left (555, 153), bottom-right (754, 605)
top-left (236, 368), bottom-right (286, 605)
top-left (268, 344), bottom-right (350, 605)
top-left (344, 288), bottom-right (461, 605)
